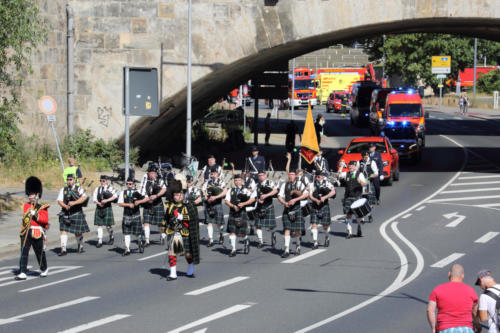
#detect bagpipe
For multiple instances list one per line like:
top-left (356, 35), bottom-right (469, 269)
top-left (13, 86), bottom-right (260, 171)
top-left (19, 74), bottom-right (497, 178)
top-left (96, 188), bottom-right (117, 217)
top-left (21, 177), bottom-right (49, 245)
top-left (205, 185), bottom-right (223, 218)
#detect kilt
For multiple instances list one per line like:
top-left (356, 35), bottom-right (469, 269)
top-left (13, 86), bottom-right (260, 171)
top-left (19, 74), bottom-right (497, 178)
top-left (343, 196), bottom-right (361, 215)
top-left (227, 211), bottom-right (248, 235)
top-left (122, 214), bottom-right (143, 236)
top-left (143, 202), bottom-right (164, 226)
top-left (254, 204), bottom-right (276, 229)
top-left (94, 206), bottom-right (114, 226)
top-left (282, 205), bottom-right (305, 232)
top-left (310, 203), bottom-right (331, 226)
top-left (168, 234), bottom-right (191, 254)
top-left (364, 183), bottom-right (377, 205)
top-left (205, 203), bottom-right (224, 225)
top-left (59, 211), bottom-right (90, 234)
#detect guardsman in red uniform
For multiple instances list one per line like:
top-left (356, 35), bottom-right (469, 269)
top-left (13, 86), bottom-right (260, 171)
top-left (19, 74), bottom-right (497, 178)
top-left (16, 177), bottom-right (50, 280)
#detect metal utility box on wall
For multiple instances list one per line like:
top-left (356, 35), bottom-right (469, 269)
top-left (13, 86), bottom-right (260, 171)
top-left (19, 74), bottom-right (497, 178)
top-left (123, 67), bottom-right (159, 117)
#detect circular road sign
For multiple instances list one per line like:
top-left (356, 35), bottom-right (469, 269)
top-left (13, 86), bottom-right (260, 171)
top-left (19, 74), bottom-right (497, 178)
top-left (39, 96), bottom-right (57, 115)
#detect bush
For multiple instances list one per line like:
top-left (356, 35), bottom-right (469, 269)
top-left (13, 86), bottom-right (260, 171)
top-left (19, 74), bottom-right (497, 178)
top-left (477, 69), bottom-right (500, 94)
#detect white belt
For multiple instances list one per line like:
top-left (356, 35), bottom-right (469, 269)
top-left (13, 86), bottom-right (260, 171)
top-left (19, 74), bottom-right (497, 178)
top-left (30, 226), bottom-right (44, 231)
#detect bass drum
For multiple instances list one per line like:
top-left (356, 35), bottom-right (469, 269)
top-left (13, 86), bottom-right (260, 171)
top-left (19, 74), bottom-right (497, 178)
top-left (350, 198), bottom-right (372, 219)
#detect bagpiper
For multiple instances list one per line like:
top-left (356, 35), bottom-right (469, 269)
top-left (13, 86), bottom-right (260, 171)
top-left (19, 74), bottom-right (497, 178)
top-left (136, 164), bottom-right (167, 246)
top-left (278, 169), bottom-right (309, 258)
top-left (224, 174), bottom-right (256, 257)
top-left (118, 177), bottom-right (145, 256)
top-left (57, 173), bottom-right (90, 255)
top-left (198, 154), bottom-right (223, 183)
top-left (164, 180), bottom-right (200, 281)
top-left (254, 171), bottom-right (278, 249)
top-left (93, 175), bottom-right (118, 248)
top-left (202, 167), bottom-right (227, 247)
top-left (308, 171), bottom-right (336, 248)
top-left (359, 151), bottom-right (379, 208)
top-left (338, 160), bottom-right (367, 238)
top-left (16, 177), bottom-right (49, 280)
top-left (184, 175), bottom-right (202, 206)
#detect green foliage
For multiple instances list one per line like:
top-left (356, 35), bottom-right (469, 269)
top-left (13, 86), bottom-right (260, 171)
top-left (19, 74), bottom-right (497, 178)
top-left (361, 34), bottom-right (500, 92)
top-left (0, 0), bottom-right (47, 158)
top-left (477, 69), bottom-right (500, 93)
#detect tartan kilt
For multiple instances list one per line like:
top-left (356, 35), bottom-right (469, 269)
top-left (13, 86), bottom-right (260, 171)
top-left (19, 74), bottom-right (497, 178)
top-left (122, 214), bottom-right (143, 236)
top-left (143, 202), bottom-right (165, 226)
top-left (310, 203), bottom-right (331, 226)
top-left (167, 234), bottom-right (191, 254)
top-left (205, 203), bottom-right (224, 225)
top-left (254, 204), bottom-right (276, 229)
top-left (59, 211), bottom-right (90, 234)
top-left (343, 196), bottom-right (361, 214)
top-left (94, 206), bottom-right (115, 226)
top-left (282, 205), bottom-right (305, 232)
top-left (227, 211), bottom-right (248, 235)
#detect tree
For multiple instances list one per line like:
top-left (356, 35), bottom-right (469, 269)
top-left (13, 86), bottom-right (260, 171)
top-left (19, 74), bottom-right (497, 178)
top-left (0, 1), bottom-right (46, 159)
top-left (361, 34), bottom-right (500, 92)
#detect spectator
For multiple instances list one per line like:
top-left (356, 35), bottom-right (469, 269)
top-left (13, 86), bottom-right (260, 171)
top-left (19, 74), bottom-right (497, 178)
top-left (427, 264), bottom-right (481, 333)
top-left (63, 156), bottom-right (83, 186)
top-left (285, 120), bottom-right (299, 153)
top-left (314, 114), bottom-right (325, 147)
top-left (264, 113), bottom-right (271, 146)
top-left (476, 269), bottom-right (500, 333)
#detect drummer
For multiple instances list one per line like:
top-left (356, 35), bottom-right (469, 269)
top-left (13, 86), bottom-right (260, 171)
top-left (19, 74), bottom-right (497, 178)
top-left (338, 160), bottom-right (367, 239)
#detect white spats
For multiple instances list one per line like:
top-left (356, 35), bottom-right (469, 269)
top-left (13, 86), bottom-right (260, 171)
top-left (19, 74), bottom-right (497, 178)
top-left (144, 225), bottom-right (150, 241)
top-left (207, 225), bottom-right (214, 241)
top-left (284, 235), bottom-right (290, 250)
top-left (346, 222), bottom-right (352, 235)
top-left (256, 229), bottom-right (263, 242)
top-left (311, 228), bottom-right (318, 241)
top-left (187, 263), bottom-right (194, 276)
top-left (97, 227), bottom-right (103, 241)
top-left (169, 265), bottom-right (177, 279)
top-left (124, 235), bottom-right (131, 250)
top-left (61, 234), bottom-right (68, 248)
top-left (229, 234), bottom-right (236, 251)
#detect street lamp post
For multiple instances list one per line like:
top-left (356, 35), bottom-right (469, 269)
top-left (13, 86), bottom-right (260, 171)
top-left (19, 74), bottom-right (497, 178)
top-left (186, 0), bottom-right (192, 158)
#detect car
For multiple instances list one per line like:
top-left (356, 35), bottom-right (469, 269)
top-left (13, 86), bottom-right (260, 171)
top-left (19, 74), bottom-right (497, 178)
top-left (337, 136), bottom-right (400, 185)
top-left (368, 88), bottom-right (397, 135)
top-left (384, 123), bottom-right (422, 164)
top-left (326, 91), bottom-right (348, 113)
top-left (350, 81), bottom-right (381, 127)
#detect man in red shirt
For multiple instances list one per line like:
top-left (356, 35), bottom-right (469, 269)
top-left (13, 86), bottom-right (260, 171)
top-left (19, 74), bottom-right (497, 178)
top-left (16, 177), bottom-right (49, 280)
top-left (427, 264), bottom-right (481, 333)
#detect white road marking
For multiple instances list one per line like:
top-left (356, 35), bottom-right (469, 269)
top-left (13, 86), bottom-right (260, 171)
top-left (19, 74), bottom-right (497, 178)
top-left (166, 303), bottom-right (255, 333)
top-left (430, 253), bottom-right (465, 268)
top-left (19, 273), bottom-right (91, 293)
top-left (137, 251), bottom-right (167, 261)
top-left (391, 222), bottom-right (425, 286)
top-left (463, 169), bottom-right (500, 174)
top-left (331, 214), bottom-right (345, 221)
top-left (451, 181), bottom-right (500, 186)
top-left (402, 213), bottom-right (412, 219)
top-left (453, 116), bottom-right (462, 120)
top-left (475, 232), bottom-right (499, 243)
top-left (0, 266), bottom-right (32, 277)
top-left (58, 314), bottom-right (131, 333)
top-left (458, 175), bottom-right (500, 180)
top-left (416, 206), bottom-right (426, 211)
top-left (0, 266), bottom-right (82, 288)
top-left (0, 296), bottom-right (99, 325)
top-left (282, 249), bottom-right (327, 264)
top-left (185, 276), bottom-right (250, 296)
top-left (428, 195), bottom-right (500, 203)
top-left (192, 329), bottom-right (207, 333)
top-left (475, 203), bottom-right (500, 208)
top-left (438, 117), bottom-right (444, 120)
top-left (441, 187), bottom-right (500, 194)
top-left (443, 212), bottom-right (466, 227)
top-left (295, 134), bottom-right (463, 333)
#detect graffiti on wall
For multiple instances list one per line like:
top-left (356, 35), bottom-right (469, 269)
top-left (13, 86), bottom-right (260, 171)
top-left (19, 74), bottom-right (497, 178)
top-left (97, 106), bottom-right (111, 127)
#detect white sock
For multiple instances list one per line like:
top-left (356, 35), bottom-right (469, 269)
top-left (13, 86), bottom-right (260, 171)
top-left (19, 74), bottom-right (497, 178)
top-left (169, 265), bottom-right (177, 278)
top-left (326, 226), bottom-right (331, 234)
top-left (187, 263), bottom-right (194, 276)
top-left (161, 233), bottom-right (166, 239)
top-left (229, 234), bottom-right (236, 251)
top-left (207, 225), bottom-right (214, 241)
top-left (97, 227), bottom-right (103, 242)
top-left (124, 235), bottom-right (131, 250)
top-left (284, 235), bottom-right (290, 250)
top-left (346, 221), bottom-right (353, 235)
top-left (311, 228), bottom-right (318, 242)
top-left (144, 225), bottom-right (150, 241)
top-left (256, 229), bottom-right (263, 242)
top-left (60, 234), bottom-right (68, 249)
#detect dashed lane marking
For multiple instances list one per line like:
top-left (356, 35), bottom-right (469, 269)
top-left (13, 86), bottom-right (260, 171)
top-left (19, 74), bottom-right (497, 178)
top-left (441, 187), bottom-right (500, 194)
top-left (451, 181), bottom-right (500, 186)
top-left (19, 273), bottom-right (91, 293)
top-left (475, 232), bottom-right (499, 244)
top-left (402, 214), bottom-right (412, 219)
top-left (458, 175), bottom-right (500, 180)
top-left (416, 206), bottom-right (426, 211)
top-left (475, 203), bottom-right (500, 208)
top-left (282, 249), bottom-right (327, 264)
top-left (58, 314), bottom-right (131, 333)
top-left (430, 253), bottom-right (465, 268)
top-left (428, 195), bottom-right (500, 203)
top-left (167, 303), bottom-right (256, 333)
top-left (0, 266), bottom-right (82, 288)
top-left (185, 276), bottom-right (250, 296)
top-left (137, 251), bottom-right (167, 261)
top-left (0, 266), bottom-right (32, 276)
top-left (0, 296), bottom-right (99, 326)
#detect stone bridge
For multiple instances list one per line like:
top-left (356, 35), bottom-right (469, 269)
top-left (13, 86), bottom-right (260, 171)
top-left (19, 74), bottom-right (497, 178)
top-left (23, 0), bottom-right (500, 157)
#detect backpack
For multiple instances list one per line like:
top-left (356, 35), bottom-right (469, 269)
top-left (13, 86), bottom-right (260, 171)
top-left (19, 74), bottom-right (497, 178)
top-left (484, 286), bottom-right (500, 327)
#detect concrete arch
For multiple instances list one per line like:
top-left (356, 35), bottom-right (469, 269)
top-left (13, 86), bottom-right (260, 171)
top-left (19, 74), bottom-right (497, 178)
top-left (131, 16), bottom-right (500, 156)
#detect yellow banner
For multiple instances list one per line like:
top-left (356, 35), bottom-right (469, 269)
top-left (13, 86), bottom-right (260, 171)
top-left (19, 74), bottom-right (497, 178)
top-left (300, 103), bottom-right (319, 163)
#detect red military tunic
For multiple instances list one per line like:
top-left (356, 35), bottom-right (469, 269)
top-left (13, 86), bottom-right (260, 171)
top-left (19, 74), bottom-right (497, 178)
top-left (23, 203), bottom-right (49, 238)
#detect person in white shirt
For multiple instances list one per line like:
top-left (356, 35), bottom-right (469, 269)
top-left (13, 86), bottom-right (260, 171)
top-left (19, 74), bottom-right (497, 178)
top-left (92, 175), bottom-right (118, 248)
top-left (337, 160), bottom-right (366, 239)
top-left (476, 269), bottom-right (500, 333)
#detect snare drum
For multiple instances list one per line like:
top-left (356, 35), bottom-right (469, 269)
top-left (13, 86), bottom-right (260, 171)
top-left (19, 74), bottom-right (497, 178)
top-left (350, 198), bottom-right (372, 218)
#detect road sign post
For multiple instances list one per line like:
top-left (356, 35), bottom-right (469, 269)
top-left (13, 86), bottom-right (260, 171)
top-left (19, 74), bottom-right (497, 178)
top-left (39, 96), bottom-right (65, 171)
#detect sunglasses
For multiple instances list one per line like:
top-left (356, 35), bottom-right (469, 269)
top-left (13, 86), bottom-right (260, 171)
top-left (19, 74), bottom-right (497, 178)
top-left (126, 182), bottom-right (134, 185)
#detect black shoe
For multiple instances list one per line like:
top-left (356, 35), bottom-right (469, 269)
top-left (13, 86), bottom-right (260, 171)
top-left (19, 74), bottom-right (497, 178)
top-left (244, 239), bottom-right (250, 254)
top-left (186, 274), bottom-right (195, 278)
top-left (312, 242), bottom-right (319, 250)
top-left (207, 240), bottom-right (214, 248)
top-left (376, 200), bottom-right (380, 205)
top-left (324, 237), bottom-right (330, 247)
top-left (78, 246), bottom-right (85, 254)
top-left (58, 249), bottom-right (67, 256)
top-left (108, 236), bottom-right (114, 246)
top-left (295, 246), bottom-right (301, 255)
top-left (281, 250), bottom-right (290, 258)
top-left (219, 233), bottom-right (224, 245)
top-left (271, 233), bottom-right (277, 248)
top-left (229, 250), bottom-right (236, 257)
top-left (257, 242), bottom-right (264, 249)
top-left (122, 250), bottom-right (131, 256)
top-left (96, 242), bottom-right (102, 248)
top-left (138, 239), bottom-right (144, 253)
top-left (167, 276), bottom-right (177, 281)
top-left (346, 233), bottom-right (352, 239)
top-left (357, 226), bottom-right (362, 237)
top-left (145, 241), bottom-right (150, 247)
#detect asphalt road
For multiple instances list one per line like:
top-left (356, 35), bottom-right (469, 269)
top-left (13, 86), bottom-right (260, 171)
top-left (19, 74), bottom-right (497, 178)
top-left (0, 108), bottom-right (499, 333)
